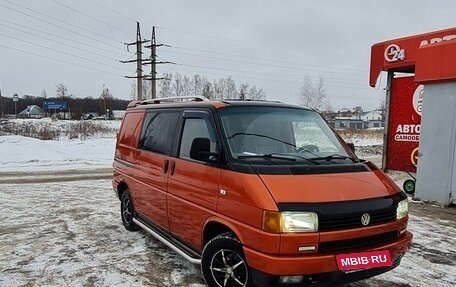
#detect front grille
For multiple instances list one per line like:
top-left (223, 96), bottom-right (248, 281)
top-left (318, 206), bottom-right (397, 231)
top-left (318, 231), bottom-right (398, 253)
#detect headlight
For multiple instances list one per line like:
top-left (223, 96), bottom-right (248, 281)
top-left (262, 211), bottom-right (318, 233)
top-left (397, 199), bottom-right (408, 219)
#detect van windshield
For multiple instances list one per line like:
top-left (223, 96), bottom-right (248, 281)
top-left (220, 106), bottom-right (353, 164)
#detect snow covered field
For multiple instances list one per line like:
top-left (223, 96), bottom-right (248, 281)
top-left (1, 119), bottom-right (455, 287)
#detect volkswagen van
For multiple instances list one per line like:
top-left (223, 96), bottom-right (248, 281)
top-left (112, 97), bottom-right (412, 287)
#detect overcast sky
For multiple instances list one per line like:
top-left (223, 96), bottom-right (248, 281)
top-left (1, 0), bottom-right (455, 111)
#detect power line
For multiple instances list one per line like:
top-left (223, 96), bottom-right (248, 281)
top-left (0, 18), bottom-right (127, 57)
top-left (0, 0), bottom-right (126, 48)
top-left (160, 68), bottom-right (382, 103)
top-left (177, 63), bottom-right (369, 88)
top-left (0, 32), bottom-right (127, 72)
top-left (88, 0), bottom-right (136, 23)
top-left (0, 44), bottom-right (122, 76)
top-left (161, 49), bottom-right (366, 79)
top-left (49, 0), bottom-right (131, 35)
top-left (157, 26), bottom-right (364, 60)
top-left (163, 66), bottom-right (374, 91)
top-left (0, 21), bottom-right (128, 63)
top-left (164, 45), bottom-right (366, 73)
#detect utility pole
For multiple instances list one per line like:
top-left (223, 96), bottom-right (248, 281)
top-left (0, 84), bottom-right (3, 118)
top-left (121, 22), bottom-right (150, 101)
top-left (145, 26), bottom-right (174, 99)
top-left (13, 93), bottom-right (18, 118)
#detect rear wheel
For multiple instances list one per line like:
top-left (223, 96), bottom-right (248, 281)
top-left (201, 234), bottom-right (253, 287)
top-left (120, 190), bottom-right (140, 231)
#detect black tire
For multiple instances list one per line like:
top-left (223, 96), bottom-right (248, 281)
top-left (201, 234), bottom-right (254, 287)
top-left (120, 190), bottom-right (140, 231)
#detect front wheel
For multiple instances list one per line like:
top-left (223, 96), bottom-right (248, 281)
top-left (201, 234), bottom-right (253, 287)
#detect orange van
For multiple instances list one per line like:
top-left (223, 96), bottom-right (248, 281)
top-left (113, 97), bottom-right (412, 287)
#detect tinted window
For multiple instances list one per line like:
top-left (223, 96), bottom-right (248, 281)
top-left (118, 112), bottom-right (143, 147)
top-left (179, 118), bottom-right (217, 159)
top-left (139, 111), bottom-right (179, 155)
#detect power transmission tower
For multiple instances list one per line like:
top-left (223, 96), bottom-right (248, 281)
top-left (144, 26), bottom-right (174, 99)
top-left (120, 22), bottom-right (150, 101)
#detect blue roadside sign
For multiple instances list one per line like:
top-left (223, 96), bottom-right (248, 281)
top-left (43, 101), bottom-right (67, 109)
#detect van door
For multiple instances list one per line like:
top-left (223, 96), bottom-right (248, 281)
top-left (167, 110), bottom-right (221, 250)
top-left (134, 110), bottom-right (180, 230)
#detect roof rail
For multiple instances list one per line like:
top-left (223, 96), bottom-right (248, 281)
top-left (140, 96), bottom-right (209, 105)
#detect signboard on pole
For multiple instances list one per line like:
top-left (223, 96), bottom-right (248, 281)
top-left (43, 101), bottom-right (67, 109)
top-left (386, 76), bottom-right (422, 172)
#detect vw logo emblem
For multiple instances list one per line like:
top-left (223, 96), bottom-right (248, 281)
top-left (361, 213), bottom-right (371, 226)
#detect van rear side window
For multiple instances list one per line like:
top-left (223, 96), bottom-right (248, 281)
top-left (118, 112), bottom-right (143, 148)
top-left (139, 111), bottom-right (179, 155)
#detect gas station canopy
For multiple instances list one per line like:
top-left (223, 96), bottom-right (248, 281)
top-left (369, 27), bottom-right (456, 87)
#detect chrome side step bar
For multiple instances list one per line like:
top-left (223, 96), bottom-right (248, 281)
top-left (132, 218), bottom-right (201, 264)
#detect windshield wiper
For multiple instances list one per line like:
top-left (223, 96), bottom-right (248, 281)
top-left (237, 154), bottom-right (296, 162)
top-left (309, 154), bottom-right (358, 163)
top-left (271, 153), bottom-right (320, 165)
top-left (227, 132), bottom-right (296, 148)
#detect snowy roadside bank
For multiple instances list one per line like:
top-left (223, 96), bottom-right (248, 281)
top-left (0, 135), bottom-right (116, 172)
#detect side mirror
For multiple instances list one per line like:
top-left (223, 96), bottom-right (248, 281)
top-left (347, 143), bottom-right (355, 153)
top-left (190, 137), bottom-right (219, 162)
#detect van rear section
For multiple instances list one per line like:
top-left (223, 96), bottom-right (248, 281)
top-left (112, 99), bottom-right (413, 287)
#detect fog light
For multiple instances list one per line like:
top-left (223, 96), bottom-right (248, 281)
top-left (279, 275), bottom-right (304, 284)
top-left (399, 228), bottom-right (406, 235)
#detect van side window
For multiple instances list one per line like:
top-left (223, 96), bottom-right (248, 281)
top-left (179, 118), bottom-right (217, 159)
top-left (139, 111), bottom-right (179, 155)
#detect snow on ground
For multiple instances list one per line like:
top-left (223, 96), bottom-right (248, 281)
top-left (1, 180), bottom-right (455, 287)
top-left (0, 135), bottom-right (116, 172)
top-left (0, 180), bottom-right (205, 287)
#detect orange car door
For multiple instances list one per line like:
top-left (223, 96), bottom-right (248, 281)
top-left (167, 110), bottom-right (221, 251)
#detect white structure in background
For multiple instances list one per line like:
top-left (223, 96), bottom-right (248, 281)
top-left (17, 105), bottom-right (45, 118)
top-left (413, 39), bottom-right (456, 206)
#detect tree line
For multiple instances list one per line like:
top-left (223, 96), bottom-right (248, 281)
top-left (132, 72), bottom-right (266, 100)
top-left (1, 72), bottom-right (357, 119)
top-left (0, 84), bottom-right (129, 119)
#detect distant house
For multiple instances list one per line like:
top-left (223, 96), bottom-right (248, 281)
top-left (326, 109), bottom-right (384, 130)
top-left (361, 110), bottom-right (384, 128)
top-left (17, 105), bottom-right (45, 119)
top-left (330, 118), bottom-right (365, 130)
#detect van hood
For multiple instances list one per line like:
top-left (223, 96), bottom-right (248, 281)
top-left (256, 168), bottom-right (399, 204)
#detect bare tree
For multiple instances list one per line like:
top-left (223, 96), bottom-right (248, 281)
top-left (156, 72), bottom-right (267, 101)
top-left (158, 73), bottom-right (173, 98)
top-left (41, 89), bottom-right (47, 99)
top-left (202, 81), bottom-right (213, 99)
top-left (299, 75), bottom-right (328, 111)
top-left (100, 85), bottom-right (113, 118)
top-left (248, 86), bottom-right (266, 100)
top-left (56, 83), bottom-right (69, 98)
top-left (239, 83), bottom-right (249, 100)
